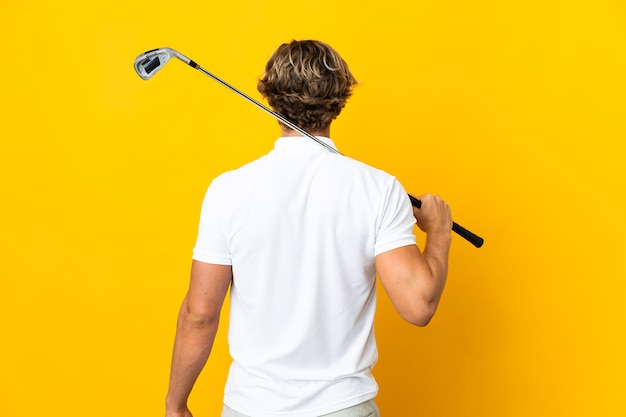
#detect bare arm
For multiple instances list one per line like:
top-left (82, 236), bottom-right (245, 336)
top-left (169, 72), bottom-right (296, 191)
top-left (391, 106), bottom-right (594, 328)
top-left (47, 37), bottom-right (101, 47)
top-left (165, 260), bottom-right (232, 417)
top-left (375, 194), bottom-right (452, 326)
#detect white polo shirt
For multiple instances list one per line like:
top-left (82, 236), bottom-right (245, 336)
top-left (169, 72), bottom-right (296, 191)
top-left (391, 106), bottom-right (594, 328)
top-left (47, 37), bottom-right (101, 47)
top-left (193, 136), bottom-right (416, 417)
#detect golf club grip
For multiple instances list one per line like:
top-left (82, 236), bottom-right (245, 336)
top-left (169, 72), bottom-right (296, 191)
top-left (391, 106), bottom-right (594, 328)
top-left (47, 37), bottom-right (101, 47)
top-left (408, 195), bottom-right (484, 248)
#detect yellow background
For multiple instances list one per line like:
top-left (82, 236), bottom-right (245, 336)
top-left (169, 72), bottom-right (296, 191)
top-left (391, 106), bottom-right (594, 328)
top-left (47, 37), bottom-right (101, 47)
top-left (1, 1), bottom-right (625, 416)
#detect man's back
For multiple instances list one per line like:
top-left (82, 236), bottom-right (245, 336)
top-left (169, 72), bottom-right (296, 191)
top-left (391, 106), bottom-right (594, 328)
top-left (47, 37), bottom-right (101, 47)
top-left (192, 136), bottom-right (416, 415)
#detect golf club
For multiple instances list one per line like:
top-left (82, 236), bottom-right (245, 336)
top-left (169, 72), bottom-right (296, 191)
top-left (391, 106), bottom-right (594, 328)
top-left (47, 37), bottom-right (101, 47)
top-left (134, 47), bottom-right (484, 248)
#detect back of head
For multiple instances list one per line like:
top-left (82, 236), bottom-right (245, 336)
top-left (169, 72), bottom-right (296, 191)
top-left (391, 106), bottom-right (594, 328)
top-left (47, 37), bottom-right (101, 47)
top-left (257, 40), bottom-right (357, 132)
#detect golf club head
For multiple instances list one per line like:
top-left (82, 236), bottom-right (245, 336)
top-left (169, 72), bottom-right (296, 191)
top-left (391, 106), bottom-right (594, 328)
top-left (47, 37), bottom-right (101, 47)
top-left (134, 48), bottom-right (191, 80)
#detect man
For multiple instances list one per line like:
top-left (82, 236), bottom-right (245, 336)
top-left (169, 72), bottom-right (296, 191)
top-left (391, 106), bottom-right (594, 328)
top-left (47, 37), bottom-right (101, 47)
top-left (165, 40), bottom-right (452, 417)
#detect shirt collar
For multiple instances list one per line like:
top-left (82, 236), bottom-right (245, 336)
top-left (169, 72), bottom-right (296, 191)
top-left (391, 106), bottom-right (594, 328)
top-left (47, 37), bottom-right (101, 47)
top-left (270, 136), bottom-right (339, 155)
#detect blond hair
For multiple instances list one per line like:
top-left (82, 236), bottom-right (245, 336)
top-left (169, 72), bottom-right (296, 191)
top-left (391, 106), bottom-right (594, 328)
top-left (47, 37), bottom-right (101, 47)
top-left (257, 40), bottom-right (357, 132)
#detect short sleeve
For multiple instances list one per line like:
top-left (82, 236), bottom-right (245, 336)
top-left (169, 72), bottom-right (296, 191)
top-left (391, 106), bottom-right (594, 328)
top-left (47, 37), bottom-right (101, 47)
top-left (192, 176), bottom-right (232, 265)
top-left (374, 177), bottom-right (417, 256)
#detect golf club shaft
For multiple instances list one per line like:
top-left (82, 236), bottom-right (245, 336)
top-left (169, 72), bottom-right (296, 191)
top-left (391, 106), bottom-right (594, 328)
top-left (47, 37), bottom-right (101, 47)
top-left (190, 63), bottom-right (339, 154)
top-left (152, 50), bottom-right (484, 248)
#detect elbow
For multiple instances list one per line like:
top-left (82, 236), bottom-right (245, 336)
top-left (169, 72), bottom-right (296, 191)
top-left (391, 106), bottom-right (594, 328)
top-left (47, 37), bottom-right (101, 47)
top-left (179, 301), bottom-right (220, 329)
top-left (412, 314), bottom-right (434, 327)
top-left (403, 281), bottom-right (445, 327)
top-left (401, 303), bottom-right (438, 327)
top-left (182, 311), bottom-right (219, 329)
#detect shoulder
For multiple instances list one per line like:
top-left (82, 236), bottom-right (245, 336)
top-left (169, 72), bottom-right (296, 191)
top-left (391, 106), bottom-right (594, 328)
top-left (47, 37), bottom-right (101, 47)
top-left (208, 155), bottom-right (271, 186)
top-left (335, 155), bottom-right (404, 190)
top-left (331, 154), bottom-right (393, 176)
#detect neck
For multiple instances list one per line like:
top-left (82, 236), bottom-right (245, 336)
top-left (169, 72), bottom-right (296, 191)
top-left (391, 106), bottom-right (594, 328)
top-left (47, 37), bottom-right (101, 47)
top-left (280, 125), bottom-right (330, 138)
